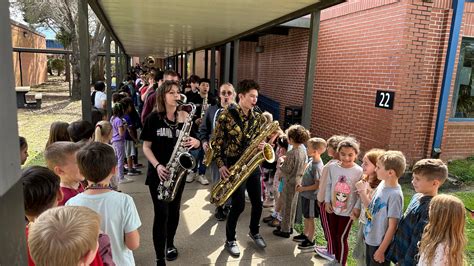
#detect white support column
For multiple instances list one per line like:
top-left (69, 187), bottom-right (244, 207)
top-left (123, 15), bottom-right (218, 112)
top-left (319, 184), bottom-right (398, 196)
top-left (0, 1), bottom-right (27, 263)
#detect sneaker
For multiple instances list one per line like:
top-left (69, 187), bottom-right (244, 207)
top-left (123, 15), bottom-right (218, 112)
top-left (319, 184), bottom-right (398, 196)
top-left (214, 207), bottom-right (226, 221)
top-left (126, 169), bottom-right (141, 176)
top-left (119, 177), bottom-right (134, 184)
top-left (133, 163), bottom-right (144, 169)
top-left (315, 247), bottom-right (336, 261)
top-left (272, 229), bottom-right (290, 238)
top-left (249, 232), bottom-right (267, 248)
top-left (165, 246), bottom-right (178, 261)
top-left (197, 174), bottom-right (209, 185)
top-left (224, 240), bottom-right (240, 257)
top-left (263, 198), bottom-right (274, 208)
top-left (185, 172), bottom-right (195, 183)
top-left (262, 214), bottom-right (274, 223)
top-left (292, 233), bottom-right (307, 243)
top-left (268, 218), bottom-right (280, 227)
top-left (298, 239), bottom-right (315, 250)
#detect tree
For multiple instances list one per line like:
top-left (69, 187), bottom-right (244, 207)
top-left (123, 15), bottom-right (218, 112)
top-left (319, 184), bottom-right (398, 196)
top-left (15, 0), bottom-right (106, 100)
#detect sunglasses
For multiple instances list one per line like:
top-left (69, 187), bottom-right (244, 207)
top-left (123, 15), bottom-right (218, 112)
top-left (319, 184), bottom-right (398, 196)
top-left (220, 91), bottom-right (233, 96)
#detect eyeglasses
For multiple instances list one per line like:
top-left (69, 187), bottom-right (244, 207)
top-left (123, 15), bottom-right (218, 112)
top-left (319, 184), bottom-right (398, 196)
top-left (220, 91), bottom-right (233, 96)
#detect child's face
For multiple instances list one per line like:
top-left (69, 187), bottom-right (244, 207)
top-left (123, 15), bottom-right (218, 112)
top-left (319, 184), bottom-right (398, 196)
top-left (375, 161), bottom-right (390, 180)
top-left (199, 82), bottom-right (210, 94)
top-left (20, 145), bottom-right (29, 165)
top-left (338, 147), bottom-right (357, 167)
top-left (60, 153), bottom-right (84, 183)
top-left (327, 146), bottom-right (335, 157)
top-left (412, 173), bottom-right (438, 194)
top-left (307, 146), bottom-right (316, 157)
top-left (362, 156), bottom-right (376, 176)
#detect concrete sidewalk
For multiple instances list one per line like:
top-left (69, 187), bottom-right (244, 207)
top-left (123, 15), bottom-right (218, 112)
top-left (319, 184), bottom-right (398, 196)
top-left (120, 164), bottom-right (328, 265)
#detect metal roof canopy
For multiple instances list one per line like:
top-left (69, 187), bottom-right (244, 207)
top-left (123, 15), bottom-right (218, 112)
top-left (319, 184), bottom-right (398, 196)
top-left (88, 0), bottom-right (344, 58)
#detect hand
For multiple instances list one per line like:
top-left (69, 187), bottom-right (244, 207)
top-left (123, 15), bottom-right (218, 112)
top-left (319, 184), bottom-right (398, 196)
top-left (183, 137), bottom-right (200, 149)
top-left (258, 141), bottom-right (266, 151)
top-left (195, 118), bottom-right (203, 125)
top-left (203, 142), bottom-right (209, 152)
top-left (156, 165), bottom-right (170, 181)
top-left (373, 248), bottom-right (385, 263)
top-left (355, 180), bottom-right (368, 193)
top-left (219, 166), bottom-right (231, 180)
top-left (325, 203), bottom-right (334, 214)
top-left (350, 208), bottom-right (361, 220)
top-left (295, 184), bottom-right (303, 192)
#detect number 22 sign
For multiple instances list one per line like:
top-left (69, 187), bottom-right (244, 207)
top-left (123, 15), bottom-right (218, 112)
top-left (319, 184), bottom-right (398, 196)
top-left (375, 90), bottom-right (394, 110)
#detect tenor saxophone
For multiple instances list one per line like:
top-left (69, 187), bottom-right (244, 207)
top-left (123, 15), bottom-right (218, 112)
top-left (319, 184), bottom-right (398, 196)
top-left (156, 97), bottom-right (196, 202)
top-left (210, 115), bottom-right (279, 206)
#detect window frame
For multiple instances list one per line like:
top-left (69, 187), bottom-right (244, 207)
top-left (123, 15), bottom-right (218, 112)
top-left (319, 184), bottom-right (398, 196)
top-left (450, 36), bottom-right (474, 122)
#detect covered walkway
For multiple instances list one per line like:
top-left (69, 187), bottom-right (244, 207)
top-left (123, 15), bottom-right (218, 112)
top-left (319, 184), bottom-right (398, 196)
top-left (121, 153), bottom-right (326, 265)
top-left (1, 0), bottom-right (345, 263)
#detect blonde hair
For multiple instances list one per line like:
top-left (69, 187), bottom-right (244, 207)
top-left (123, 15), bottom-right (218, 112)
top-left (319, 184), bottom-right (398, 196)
top-left (307, 137), bottom-right (327, 151)
top-left (378, 150), bottom-right (406, 178)
top-left (419, 194), bottom-right (466, 266)
top-left (28, 206), bottom-right (100, 266)
top-left (44, 141), bottom-right (81, 170)
top-left (327, 135), bottom-right (345, 151)
top-left (94, 121), bottom-right (113, 144)
top-left (362, 148), bottom-right (386, 188)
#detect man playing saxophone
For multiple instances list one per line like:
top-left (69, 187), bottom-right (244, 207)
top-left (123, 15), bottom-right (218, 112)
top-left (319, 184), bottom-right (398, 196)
top-left (212, 79), bottom-right (268, 257)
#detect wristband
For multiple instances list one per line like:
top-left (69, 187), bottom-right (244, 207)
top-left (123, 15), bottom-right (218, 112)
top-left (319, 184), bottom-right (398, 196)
top-left (155, 163), bottom-right (160, 169)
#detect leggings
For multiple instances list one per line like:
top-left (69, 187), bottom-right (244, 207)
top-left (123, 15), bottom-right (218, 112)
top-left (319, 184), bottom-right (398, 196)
top-left (327, 213), bottom-right (353, 265)
top-left (148, 179), bottom-right (186, 260)
top-left (112, 140), bottom-right (125, 187)
top-left (319, 202), bottom-right (333, 254)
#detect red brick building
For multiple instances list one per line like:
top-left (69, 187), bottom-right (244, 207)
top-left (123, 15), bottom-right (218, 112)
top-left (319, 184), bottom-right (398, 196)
top-left (237, 0), bottom-right (474, 163)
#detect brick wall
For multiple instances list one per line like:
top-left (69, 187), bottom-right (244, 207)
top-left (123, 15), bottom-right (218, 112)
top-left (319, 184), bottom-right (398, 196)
top-left (440, 2), bottom-right (474, 160)
top-left (237, 0), bottom-right (474, 162)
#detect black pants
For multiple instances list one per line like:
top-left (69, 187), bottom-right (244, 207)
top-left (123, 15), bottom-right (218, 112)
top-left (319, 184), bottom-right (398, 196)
top-left (148, 179), bottom-right (186, 260)
top-left (366, 244), bottom-right (390, 266)
top-left (226, 170), bottom-right (263, 241)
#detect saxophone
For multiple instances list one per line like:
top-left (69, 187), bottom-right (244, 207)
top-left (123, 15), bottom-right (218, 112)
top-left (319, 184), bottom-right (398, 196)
top-left (156, 97), bottom-right (196, 202)
top-left (210, 115), bottom-right (280, 206)
top-left (200, 95), bottom-right (208, 119)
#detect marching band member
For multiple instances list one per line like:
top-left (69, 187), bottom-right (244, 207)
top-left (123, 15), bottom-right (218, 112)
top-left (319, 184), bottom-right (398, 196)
top-left (198, 83), bottom-right (236, 221)
top-left (140, 80), bottom-right (200, 266)
top-left (212, 79), bottom-right (267, 257)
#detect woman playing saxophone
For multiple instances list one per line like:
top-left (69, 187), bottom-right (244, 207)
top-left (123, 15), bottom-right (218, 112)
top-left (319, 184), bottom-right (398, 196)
top-left (140, 80), bottom-right (200, 265)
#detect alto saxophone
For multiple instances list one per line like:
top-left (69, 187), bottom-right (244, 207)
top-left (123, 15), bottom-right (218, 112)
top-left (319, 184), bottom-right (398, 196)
top-left (210, 115), bottom-right (280, 206)
top-left (156, 96), bottom-right (196, 202)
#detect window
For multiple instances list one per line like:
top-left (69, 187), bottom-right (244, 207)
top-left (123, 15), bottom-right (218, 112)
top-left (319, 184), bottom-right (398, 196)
top-left (452, 38), bottom-right (474, 119)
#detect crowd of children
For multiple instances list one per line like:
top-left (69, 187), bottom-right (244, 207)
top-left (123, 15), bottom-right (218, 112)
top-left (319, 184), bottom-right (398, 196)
top-left (258, 130), bottom-right (468, 266)
top-left (17, 68), bottom-right (470, 265)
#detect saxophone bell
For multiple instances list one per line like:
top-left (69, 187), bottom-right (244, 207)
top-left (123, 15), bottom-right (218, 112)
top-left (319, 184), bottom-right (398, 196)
top-left (178, 152), bottom-right (196, 170)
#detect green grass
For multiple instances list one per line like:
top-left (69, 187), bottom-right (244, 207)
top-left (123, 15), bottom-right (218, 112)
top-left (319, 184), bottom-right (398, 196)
top-left (295, 185), bottom-right (474, 265)
top-left (448, 156), bottom-right (474, 183)
top-left (18, 100), bottom-right (81, 167)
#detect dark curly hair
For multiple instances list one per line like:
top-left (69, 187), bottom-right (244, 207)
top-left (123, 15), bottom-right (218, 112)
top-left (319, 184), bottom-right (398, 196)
top-left (236, 79), bottom-right (260, 96)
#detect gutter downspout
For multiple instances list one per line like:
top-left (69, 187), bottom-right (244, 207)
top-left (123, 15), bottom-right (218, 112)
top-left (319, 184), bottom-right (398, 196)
top-left (432, 0), bottom-right (465, 158)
